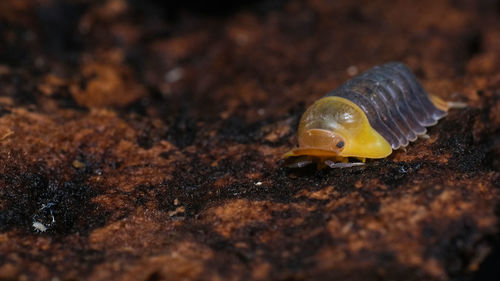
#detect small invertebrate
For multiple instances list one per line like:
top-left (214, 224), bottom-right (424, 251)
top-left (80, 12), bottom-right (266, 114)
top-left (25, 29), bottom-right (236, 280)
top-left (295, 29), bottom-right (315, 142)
top-left (284, 62), bottom-right (465, 168)
top-left (31, 202), bottom-right (56, 233)
top-left (32, 221), bottom-right (48, 232)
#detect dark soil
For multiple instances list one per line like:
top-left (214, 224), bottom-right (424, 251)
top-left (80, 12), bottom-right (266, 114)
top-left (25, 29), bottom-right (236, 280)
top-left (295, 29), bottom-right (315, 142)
top-left (0, 0), bottom-right (499, 280)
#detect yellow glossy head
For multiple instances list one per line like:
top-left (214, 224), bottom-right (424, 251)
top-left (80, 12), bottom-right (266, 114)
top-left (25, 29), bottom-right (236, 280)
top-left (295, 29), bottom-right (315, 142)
top-left (284, 96), bottom-right (392, 160)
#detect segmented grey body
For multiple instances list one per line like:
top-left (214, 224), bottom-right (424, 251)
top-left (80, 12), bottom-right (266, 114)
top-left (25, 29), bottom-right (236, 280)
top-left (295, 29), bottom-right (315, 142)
top-left (326, 62), bottom-right (446, 150)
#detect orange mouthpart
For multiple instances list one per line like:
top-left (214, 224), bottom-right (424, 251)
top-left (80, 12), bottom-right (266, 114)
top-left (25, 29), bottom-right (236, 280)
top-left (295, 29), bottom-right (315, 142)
top-left (283, 148), bottom-right (340, 158)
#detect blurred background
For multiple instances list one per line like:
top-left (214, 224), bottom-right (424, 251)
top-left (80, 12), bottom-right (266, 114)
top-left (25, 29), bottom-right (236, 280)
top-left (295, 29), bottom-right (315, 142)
top-left (0, 0), bottom-right (500, 280)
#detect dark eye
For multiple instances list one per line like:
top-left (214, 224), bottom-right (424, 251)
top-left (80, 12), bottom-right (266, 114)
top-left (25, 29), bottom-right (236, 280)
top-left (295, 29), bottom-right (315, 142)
top-left (336, 141), bottom-right (344, 148)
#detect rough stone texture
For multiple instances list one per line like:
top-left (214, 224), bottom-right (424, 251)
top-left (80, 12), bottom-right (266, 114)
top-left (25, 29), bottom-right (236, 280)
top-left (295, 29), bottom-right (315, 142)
top-left (0, 0), bottom-right (499, 280)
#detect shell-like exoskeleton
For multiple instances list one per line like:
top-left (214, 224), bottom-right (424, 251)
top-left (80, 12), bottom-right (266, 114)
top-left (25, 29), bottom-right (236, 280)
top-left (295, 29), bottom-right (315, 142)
top-left (284, 62), bottom-right (463, 168)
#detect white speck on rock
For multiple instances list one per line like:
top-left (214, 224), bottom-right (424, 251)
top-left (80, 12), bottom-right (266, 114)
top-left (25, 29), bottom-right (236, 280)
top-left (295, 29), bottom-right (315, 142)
top-left (33, 221), bottom-right (47, 232)
top-left (347, 65), bottom-right (359, 76)
top-left (165, 67), bottom-right (184, 83)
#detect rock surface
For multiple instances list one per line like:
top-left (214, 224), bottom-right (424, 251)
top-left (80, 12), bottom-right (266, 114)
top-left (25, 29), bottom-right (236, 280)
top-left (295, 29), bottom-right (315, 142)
top-left (0, 0), bottom-right (499, 280)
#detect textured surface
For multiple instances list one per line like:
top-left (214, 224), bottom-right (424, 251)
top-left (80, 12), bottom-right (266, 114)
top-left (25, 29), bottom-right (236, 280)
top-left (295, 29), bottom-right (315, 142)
top-left (328, 62), bottom-right (447, 149)
top-left (0, 0), bottom-right (499, 281)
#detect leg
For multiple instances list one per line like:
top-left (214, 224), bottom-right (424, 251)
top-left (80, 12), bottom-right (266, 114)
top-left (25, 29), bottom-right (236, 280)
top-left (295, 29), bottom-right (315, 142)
top-left (286, 159), bottom-right (314, 168)
top-left (324, 160), bottom-right (365, 168)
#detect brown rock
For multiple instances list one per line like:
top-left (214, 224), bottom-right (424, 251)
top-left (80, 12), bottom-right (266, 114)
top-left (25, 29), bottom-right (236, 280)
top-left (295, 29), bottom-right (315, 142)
top-left (0, 0), bottom-right (499, 280)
